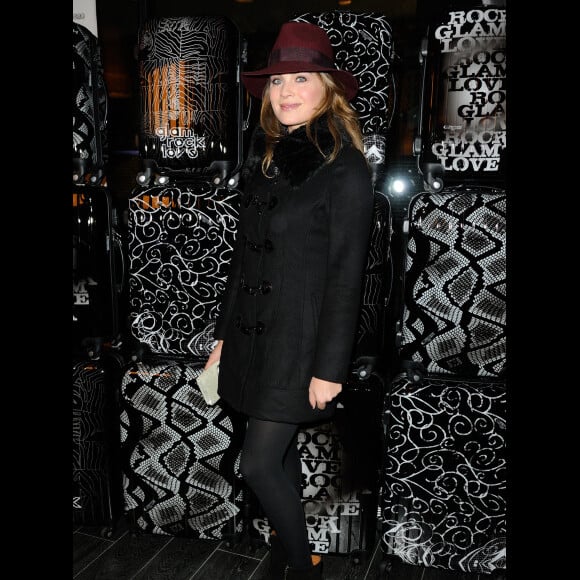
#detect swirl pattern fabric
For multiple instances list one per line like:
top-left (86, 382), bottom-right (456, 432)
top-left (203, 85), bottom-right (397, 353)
top-left (293, 11), bottom-right (396, 164)
top-left (138, 17), bottom-right (241, 172)
top-left (72, 22), bottom-right (108, 169)
top-left (128, 182), bottom-right (239, 356)
top-left (120, 360), bottom-right (245, 539)
top-left (399, 187), bottom-right (506, 377)
top-left (380, 374), bottom-right (506, 573)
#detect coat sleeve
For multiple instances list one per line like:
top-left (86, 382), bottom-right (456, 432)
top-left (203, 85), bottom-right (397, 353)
top-left (312, 147), bottom-right (374, 383)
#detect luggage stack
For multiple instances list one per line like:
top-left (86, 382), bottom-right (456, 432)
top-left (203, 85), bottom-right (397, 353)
top-left (118, 15), bottom-right (250, 542)
top-left (246, 10), bottom-right (397, 562)
top-left (72, 21), bottom-right (125, 536)
top-left (378, 1), bottom-right (507, 576)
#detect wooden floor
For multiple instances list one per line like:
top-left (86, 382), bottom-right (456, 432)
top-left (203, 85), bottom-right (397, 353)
top-left (73, 518), bottom-right (507, 580)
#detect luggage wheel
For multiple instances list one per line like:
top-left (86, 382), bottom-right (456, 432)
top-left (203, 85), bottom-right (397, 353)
top-left (99, 526), bottom-right (113, 539)
top-left (378, 556), bottom-right (394, 578)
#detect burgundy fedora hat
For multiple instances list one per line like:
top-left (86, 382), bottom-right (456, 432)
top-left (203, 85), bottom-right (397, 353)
top-left (242, 21), bottom-right (358, 101)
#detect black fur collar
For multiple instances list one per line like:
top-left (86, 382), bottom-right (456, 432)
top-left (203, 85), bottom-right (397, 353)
top-left (242, 118), bottom-right (345, 189)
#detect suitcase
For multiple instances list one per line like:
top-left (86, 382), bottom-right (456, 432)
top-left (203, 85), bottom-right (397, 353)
top-left (380, 374), bottom-right (506, 573)
top-left (346, 192), bottom-right (392, 394)
top-left (73, 351), bottom-right (124, 535)
top-left (249, 392), bottom-right (383, 561)
top-left (72, 21), bottom-right (108, 176)
top-left (293, 10), bottom-right (397, 172)
top-left (119, 358), bottom-right (246, 540)
top-left (72, 182), bottom-right (123, 356)
top-left (379, 186), bottom-right (507, 575)
top-left (136, 16), bottom-right (245, 182)
top-left (413, 1), bottom-right (507, 191)
top-left (293, 10), bottom-right (397, 391)
top-left (126, 180), bottom-right (239, 358)
top-left (396, 187), bottom-right (506, 379)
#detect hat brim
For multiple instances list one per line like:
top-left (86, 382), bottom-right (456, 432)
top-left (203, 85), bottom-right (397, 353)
top-left (242, 62), bottom-right (358, 102)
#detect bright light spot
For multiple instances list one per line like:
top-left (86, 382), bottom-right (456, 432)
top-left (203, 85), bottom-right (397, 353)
top-left (392, 179), bottom-right (406, 194)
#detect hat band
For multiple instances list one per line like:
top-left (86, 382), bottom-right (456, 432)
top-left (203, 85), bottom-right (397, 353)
top-left (269, 47), bottom-right (334, 69)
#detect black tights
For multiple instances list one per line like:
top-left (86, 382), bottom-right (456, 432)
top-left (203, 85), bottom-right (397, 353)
top-left (240, 418), bottom-right (311, 570)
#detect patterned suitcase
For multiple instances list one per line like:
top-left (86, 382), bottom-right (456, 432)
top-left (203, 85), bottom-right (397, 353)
top-left (381, 374), bottom-right (506, 574)
top-left (127, 180), bottom-right (239, 358)
top-left (293, 10), bottom-right (397, 172)
top-left (293, 10), bottom-right (396, 396)
top-left (249, 390), bottom-right (384, 561)
top-left (120, 358), bottom-right (246, 540)
top-left (413, 1), bottom-right (507, 191)
top-left (137, 16), bottom-right (245, 181)
top-left (72, 183), bottom-right (123, 356)
top-left (396, 187), bottom-right (506, 379)
top-left (73, 352), bottom-right (124, 535)
top-left (72, 21), bottom-right (108, 175)
top-left (379, 186), bottom-right (507, 575)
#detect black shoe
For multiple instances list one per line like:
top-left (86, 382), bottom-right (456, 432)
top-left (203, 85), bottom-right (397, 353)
top-left (284, 558), bottom-right (323, 580)
top-left (267, 532), bottom-right (287, 580)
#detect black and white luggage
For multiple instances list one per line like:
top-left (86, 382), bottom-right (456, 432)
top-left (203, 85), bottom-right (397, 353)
top-left (396, 188), bottom-right (506, 379)
top-left (126, 180), bottom-right (239, 358)
top-left (292, 9), bottom-right (397, 395)
top-left (72, 21), bottom-right (108, 176)
top-left (293, 10), bottom-right (397, 169)
top-left (381, 373), bottom-right (506, 574)
top-left (73, 352), bottom-right (124, 535)
top-left (120, 358), bottom-right (246, 540)
top-left (413, 1), bottom-right (507, 192)
top-left (249, 400), bottom-right (382, 560)
top-left (72, 182), bottom-right (123, 356)
top-left (379, 186), bottom-right (507, 575)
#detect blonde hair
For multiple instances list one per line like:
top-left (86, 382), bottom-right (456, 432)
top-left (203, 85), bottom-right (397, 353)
top-left (259, 72), bottom-right (364, 176)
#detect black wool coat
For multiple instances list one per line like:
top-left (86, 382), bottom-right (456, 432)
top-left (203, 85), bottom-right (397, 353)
top-left (214, 119), bottom-right (374, 424)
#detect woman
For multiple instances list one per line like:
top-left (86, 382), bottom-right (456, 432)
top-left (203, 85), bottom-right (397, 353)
top-left (204, 21), bottom-right (374, 580)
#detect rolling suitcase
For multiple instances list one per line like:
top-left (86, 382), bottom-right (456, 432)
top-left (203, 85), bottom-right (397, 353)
top-left (346, 192), bottom-right (392, 395)
top-left (293, 9), bottom-right (396, 389)
top-left (396, 187), bottom-right (506, 379)
top-left (72, 21), bottom-right (108, 176)
top-left (120, 358), bottom-right (246, 540)
top-left (249, 395), bottom-right (383, 561)
top-left (73, 352), bottom-right (124, 535)
top-left (379, 186), bottom-right (507, 575)
top-left (413, 1), bottom-right (507, 192)
top-left (136, 16), bottom-right (245, 183)
top-left (293, 9), bottom-right (397, 395)
top-left (293, 10), bottom-right (397, 170)
top-left (381, 374), bottom-right (506, 574)
top-left (72, 182), bottom-right (123, 356)
top-left (126, 180), bottom-right (239, 358)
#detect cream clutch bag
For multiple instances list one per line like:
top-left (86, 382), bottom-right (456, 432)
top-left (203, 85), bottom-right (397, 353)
top-left (196, 362), bottom-right (220, 406)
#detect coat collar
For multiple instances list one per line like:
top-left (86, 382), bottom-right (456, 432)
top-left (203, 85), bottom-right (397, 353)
top-left (242, 117), bottom-right (346, 189)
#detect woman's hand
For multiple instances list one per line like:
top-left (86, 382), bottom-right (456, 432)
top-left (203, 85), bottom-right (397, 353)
top-left (204, 340), bottom-right (223, 370)
top-left (308, 377), bottom-right (342, 410)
